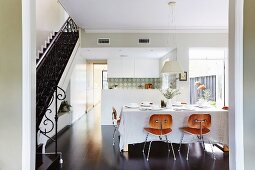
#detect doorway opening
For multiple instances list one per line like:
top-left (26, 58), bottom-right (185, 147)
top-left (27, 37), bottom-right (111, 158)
top-left (93, 64), bottom-right (107, 106)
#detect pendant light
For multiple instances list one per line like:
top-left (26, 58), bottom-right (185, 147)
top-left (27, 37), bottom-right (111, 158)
top-left (161, 1), bottom-right (183, 74)
top-left (161, 60), bottom-right (183, 73)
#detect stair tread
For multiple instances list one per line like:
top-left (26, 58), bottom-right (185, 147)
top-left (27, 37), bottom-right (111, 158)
top-left (36, 154), bottom-right (60, 170)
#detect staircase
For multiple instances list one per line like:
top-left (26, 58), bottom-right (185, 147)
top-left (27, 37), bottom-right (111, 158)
top-left (36, 17), bottom-right (79, 169)
top-left (37, 32), bottom-right (58, 64)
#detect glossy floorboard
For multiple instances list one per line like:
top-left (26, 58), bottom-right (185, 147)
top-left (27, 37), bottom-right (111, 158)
top-left (46, 106), bottom-right (229, 170)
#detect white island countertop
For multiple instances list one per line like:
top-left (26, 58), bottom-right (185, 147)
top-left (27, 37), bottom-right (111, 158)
top-left (119, 106), bottom-right (228, 151)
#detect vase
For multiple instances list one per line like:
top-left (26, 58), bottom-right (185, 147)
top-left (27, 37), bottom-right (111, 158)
top-left (167, 99), bottom-right (172, 108)
top-left (197, 98), bottom-right (206, 107)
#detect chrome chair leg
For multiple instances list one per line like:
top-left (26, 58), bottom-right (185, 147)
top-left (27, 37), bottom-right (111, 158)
top-left (147, 141), bottom-right (152, 161)
top-left (165, 135), bottom-right (170, 152)
top-left (178, 133), bottom-right (184, 152)
top-left (186, 143), bottom-right (190, 160)
top-left (201, 135), bottom-right (205, 151)
top-left (142, 133), bottom-right (149, 153)
top-left (209, 140), bottom-right (216, 160)
top-left (112, 126), bottom-right (117, 146)
top-left (170, 141), bottom-right (176, 160)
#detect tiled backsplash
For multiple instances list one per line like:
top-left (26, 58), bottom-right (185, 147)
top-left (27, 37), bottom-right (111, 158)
top-left (108, 78), bottom-right (161, 89)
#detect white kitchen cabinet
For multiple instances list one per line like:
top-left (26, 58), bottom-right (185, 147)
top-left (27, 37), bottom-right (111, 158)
top-left (134, 58), bottom-right (159, 78)
top-left (107, 58), bottom-right (123, 78)
top-left (121, 57), bottom-right (135, 78)
top-left (107, 57), bottom-right (134, 78)
top-left (107, 57), bottom-right (159, 78)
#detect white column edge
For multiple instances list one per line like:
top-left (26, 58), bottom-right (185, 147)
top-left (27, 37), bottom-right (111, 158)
top-left (22, 0), bottom-right (36, 169)
top-left (234, 0), bottom-right (244, 169)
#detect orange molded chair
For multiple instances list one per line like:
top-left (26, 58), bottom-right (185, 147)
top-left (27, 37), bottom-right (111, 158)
top-left (178, 114), bottom-right (215, 160)
top-left (112, 107), bottom-right (121, 146)
top-left (143, 114), bottom-right (176, 161)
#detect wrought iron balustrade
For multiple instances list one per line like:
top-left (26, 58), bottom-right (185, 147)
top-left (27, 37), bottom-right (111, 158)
top-left (36, 17), bottom-right (79, 165)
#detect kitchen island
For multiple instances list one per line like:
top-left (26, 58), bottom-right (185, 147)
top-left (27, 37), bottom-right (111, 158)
top-left (101, 89), bottom-right (164, 125)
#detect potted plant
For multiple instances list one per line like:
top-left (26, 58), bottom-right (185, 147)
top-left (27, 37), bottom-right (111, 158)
top-left (58, 100), bottom-right (72, 113)
top-left (161, 87), bottom-right (181, 108)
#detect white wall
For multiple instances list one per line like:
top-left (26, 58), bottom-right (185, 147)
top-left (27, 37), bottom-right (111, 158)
top-left (86, 61), bottom-right (94, 111)
top-left (243, 0), bottom-right (255, 169)
top-left (36, 0), bottom-right (67, 52)
top-left (81, 32), bottom-right (228, 48)
top-left (65, 82), bottom-right (71, 104)
top-left (70, 52), bottom-right (87, 123)
top-left (0, 1), bottom-right (23, 169)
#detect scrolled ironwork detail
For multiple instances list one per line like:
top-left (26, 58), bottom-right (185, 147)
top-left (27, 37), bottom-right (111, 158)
top-left (64, 18), bottom-right (78, 32)
top-left (56, 86), bottom-right (66, 101)
top-left (39, 108), bottom-right (54, 134)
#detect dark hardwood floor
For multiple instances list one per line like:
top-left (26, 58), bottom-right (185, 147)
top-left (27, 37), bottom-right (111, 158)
top-left (46, 106), bottom-right (229, 170)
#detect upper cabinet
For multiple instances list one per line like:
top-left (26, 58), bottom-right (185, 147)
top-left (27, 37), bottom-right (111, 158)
top-left (107, 57), bottom-right (134, 78)
top-left (107, 57), bottom-right (159, 78)
top-left (121, 57), bottom-right (135, 78)
top-left (134, 58), bottom-right (159, 78)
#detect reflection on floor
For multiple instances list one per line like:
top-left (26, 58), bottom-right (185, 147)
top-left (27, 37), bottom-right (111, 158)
top-left (46, 106), bottom-right (229, 170)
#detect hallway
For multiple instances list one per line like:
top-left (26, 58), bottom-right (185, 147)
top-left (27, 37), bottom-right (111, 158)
top-left (46, 106), bottom-right (229, 170)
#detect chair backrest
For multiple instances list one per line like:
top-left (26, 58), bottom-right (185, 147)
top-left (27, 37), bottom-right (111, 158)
top-left (188, 114), bottom-right (211, 129)
top-left (112, 107), bottom-right (117, 121)
top-left (149, 114), bottom-right (172, 129)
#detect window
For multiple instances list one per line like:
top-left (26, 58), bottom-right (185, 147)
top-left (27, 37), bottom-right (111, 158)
top-left (190, 75), bottom-right (216, 104)
top-left (189, 48), bottom-right (228, 106)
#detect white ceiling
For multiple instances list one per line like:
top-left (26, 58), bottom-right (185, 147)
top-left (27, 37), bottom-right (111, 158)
top-left (60, 0), bottom-right (228, 31)
top-left (80, 48), bottom-right (173, 59)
